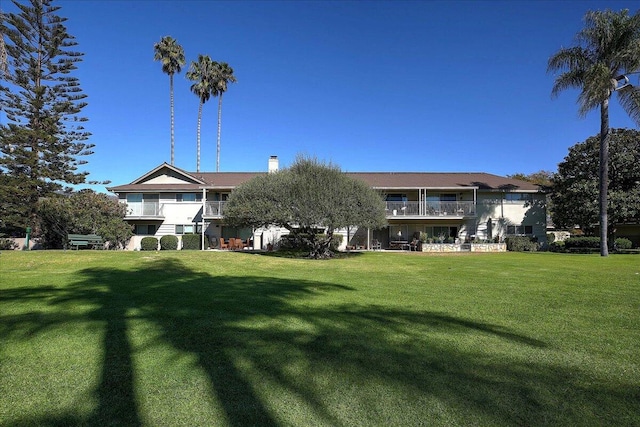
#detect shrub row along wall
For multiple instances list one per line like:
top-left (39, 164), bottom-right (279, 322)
top-left (140, 235), bottom-right (202, 251)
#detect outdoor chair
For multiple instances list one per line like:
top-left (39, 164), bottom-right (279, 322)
top-left (219, 238), bottom-right (229, 250)
top-left (228, 238), bottom-right (236, 250)
top-left (235, 238), bottom-right (244, 250)
top-left (410, 238), bottom-right (419, 251)
top-left (372, 239), bottom-right (382, 250)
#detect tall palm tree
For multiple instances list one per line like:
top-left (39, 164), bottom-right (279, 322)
top-left (548, 9), bottom-right (640, 256)
top-left (211, 62), bottom-right (237, 172)
top-left (186, 55), bottom-right (215, 172)
top-left (154, 36), bottom-right (185, 166)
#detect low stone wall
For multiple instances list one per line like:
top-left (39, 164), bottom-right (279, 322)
top-left (421, 243), bottom-right (506, 252)
top-left (421, 243), bottom-right (463, 252)
top-left (470, 243), bottom-right (506, 252)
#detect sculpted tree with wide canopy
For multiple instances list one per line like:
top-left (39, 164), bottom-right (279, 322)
top-left (548, 9), bottom-right (640, 256)
top-left (224, 156), bottom-right (387, 259)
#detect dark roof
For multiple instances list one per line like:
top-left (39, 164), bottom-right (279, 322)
top-left (107, 165), bottom-right (541, 193)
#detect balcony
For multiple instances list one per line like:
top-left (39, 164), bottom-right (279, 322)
top-left (386, 201), bottom-right (475, 218)
top-left (126, 202), bottom-right (164, 218)
top-left (204, 201), bottom-right (227, 218)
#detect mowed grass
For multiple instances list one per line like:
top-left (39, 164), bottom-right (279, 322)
top-left (0, 250), bottom-right (639, 426)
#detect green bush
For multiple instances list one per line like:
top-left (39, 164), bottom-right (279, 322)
top-left (505, 236), bottom-right (538, 252)
top-left (181, 234), bottom-right (201, 250)
top-left (160, 235), bottom-right (179, 250)
top-left (564, 236), bottom-right (600, 249)
top-left (140, 237), bottom-right (158, 251)
top-left (614, 238), bottom-right (633, 250)
top-left (546, 233), bottom-right (556, 243)
top-left (549, 240), bottom-right (566, 252)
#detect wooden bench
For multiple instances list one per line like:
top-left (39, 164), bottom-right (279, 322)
top-left (67, 234), bottom-right (104, 250)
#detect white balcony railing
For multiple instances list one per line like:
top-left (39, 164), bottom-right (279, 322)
top-left (126, 202), bottom-right (163, 217)
top-left (386, 201), bottom-right (475, 217)
top-left (204, 201), bottom-right (227, 217)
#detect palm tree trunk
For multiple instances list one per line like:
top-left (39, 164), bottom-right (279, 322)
top-left (599, 100), bottom-right (609, 256)
top-left (216, 93), bottom-right (223, 172)
top-left (197, 100), bottom-right (203, 173)
top-left (170, 74), bottom-right (175, 166)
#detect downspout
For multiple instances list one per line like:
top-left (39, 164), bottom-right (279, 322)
top-left (201, 187), bottom-right (206, 251)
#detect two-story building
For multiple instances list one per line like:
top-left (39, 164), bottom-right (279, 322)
top-left (107, 157), bottom-right (546, 250)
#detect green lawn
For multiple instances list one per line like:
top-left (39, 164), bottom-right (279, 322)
top-left (0, 251), bottom-right (639, 426)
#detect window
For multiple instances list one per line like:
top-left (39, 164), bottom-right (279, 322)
top-left (386, 193), bottom-right (407, 202)
top-left (424, 226), bottom-right (458, 240)
top-left (175, 224), bottom-right (202, 235)
top-left (440, 194), bottom-right (457, 201)
top-left (505, 193), bottom-right (533, 203)
top-left (506, 225), bottom-right (533, 235)
top-left (134, 224), bottom-right (157, 235)
top-left (176, 193), bottom-right (202, 202)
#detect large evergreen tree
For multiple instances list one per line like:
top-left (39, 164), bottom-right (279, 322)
top-left (551, 128), bottom-right (640, 235)
top-left (548, 9), bottom-right (640, 256)
top-left (0, 0), bottom-right (92, 234)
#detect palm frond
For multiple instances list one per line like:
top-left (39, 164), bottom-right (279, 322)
top-left (617, 84), bottom-right (640, 126)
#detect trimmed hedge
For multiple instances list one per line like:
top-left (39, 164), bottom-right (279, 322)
top-left (504, 236), bottom-right (538, 252)
top-left (160, 235), bottom-right (179, 250)
top-left (140, 236), bottom-right (158, 251)
top-left (564, 236), bottom-right (600, 249)
top-left (549, 240), bottom-right (565, 252)
top-left (181, 234), bottom-right (201, 250)
top-left (614, 238), bottom-right (633, 250)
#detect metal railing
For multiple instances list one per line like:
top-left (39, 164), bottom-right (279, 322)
top-left (204, 201), bottom-right (227, 217)
top-left (386, 201), bottom-right (475, 217)
top-left (126, 202), bottom-right (163, 217)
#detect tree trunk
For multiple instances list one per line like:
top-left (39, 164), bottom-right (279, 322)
top-left (170, 74), bottom-right (175, 166)
top-left (599, 100), bottom-right (609, 256)
top-left (196, 100), bottom-right (203, 172)
top-left (216, 93), bottom-right (223, 172)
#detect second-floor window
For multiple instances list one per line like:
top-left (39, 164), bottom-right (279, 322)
top-left (506, 225), bottom-right (533, 235)
top-left (505, 193), bottom-right (533, 203)
top-left (176, 193), bottom-right (202, 202)
top-left (386, 194), bottom-right (407, 202)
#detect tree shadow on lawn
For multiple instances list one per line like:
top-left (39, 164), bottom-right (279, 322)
top-left (1, 258), bottom-right (637, 426)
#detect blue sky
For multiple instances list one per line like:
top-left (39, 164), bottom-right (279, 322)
top-left (4, 0), bottom-right (640, 191)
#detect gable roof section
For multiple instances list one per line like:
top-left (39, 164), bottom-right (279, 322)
top-left (108, 166), bottom-right (541, 193)
top-left (132, 163), bottom-right (205, 185)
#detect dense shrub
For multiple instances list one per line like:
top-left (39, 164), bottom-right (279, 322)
top-left (140, 237), bottom-right (158, 251)
top-left (614, 238), bottom-right (633, 250)
top-left (160, 235), bottom-right (179, 250)
top-left (505, 236), bottom-right (538, 252)
top-left (546, 233), bottom-right (556, 243)
top-left (564, 236), bottom-right (600, 249)
top-left (181, 234), bottom-right (201, 250)
top-left (548, 241), bottom-right (566, 252)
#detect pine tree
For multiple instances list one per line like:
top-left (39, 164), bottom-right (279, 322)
top-left (0, 0), bottom-right (92, 233)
